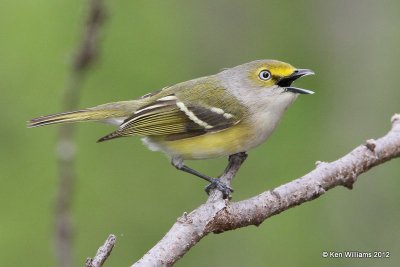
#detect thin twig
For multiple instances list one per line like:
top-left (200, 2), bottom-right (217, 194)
top-left (55, 1), bottom-right (106, 267)
top-left (132, 114), bottom-right (400, 266)
top-left (207, 152), bottom-right (248, 202)
top-left (86, 235), bottom-right (117, 267)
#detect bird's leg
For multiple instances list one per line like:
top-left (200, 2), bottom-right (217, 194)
top-left (171, 157), bottom-right (233, 199)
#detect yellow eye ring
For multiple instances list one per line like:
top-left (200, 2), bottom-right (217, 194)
top-left (258, 70), bottom-right (271, 81)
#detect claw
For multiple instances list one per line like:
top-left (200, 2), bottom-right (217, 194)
top-left (205, 178), bottom-right (234, 199)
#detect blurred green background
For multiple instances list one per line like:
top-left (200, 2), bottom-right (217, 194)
top-left (1, 0), bottom-right (399, 266)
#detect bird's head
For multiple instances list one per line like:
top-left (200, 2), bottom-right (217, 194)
top-left (219, 59), bottom-right (315, 110)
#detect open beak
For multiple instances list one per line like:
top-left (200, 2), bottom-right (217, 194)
top-left (278, 69), bottom-right (315, 94)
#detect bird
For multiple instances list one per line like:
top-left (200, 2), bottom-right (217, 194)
top-left (28, 59), bottom-right (314, 198)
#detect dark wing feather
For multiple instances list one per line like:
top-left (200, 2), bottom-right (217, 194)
top-left (97, 94), bottom-right (241, 142)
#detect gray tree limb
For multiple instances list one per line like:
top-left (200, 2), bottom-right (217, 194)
top-left (132, 114), bottom-right (400, 266)
top-left (55, 1), bottom-right (106, 266)
top-left (86, 235), bottom-right (116, 267)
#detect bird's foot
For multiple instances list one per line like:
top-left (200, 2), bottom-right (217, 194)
top-left (205, 178), bottom-right (234, 199)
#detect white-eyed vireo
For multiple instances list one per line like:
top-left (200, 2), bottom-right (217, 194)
top-left (28, 59), bottom-right (314, 198)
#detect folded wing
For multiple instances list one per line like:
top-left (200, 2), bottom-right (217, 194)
top-left (97, 93), bottom-right (241, 142)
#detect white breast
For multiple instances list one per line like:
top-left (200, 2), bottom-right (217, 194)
top-left (244, 93), bottom-right (298, 150)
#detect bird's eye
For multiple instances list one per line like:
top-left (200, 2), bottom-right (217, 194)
top-left (258, 70), bottom-right (271, 81)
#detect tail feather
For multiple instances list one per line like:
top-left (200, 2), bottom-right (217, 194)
top-left (27, 100), bottom-right (141, 128)
top-left (27, 110), bottom-right (109, 128)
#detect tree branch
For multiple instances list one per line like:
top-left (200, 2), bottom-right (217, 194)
top-left (132, 114), bottom-right (400, 266)
top-left (86, 235), bottom-right (117, 267)
top-left (55, 1), bottom-right (106, 266)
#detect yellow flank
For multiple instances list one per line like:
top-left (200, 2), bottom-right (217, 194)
top-left (157, 123), bottom-right (252, 160)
